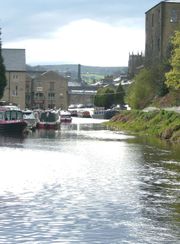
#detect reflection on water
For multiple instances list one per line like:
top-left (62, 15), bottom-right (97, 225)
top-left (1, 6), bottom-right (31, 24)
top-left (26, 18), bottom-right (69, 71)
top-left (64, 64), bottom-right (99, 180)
top-left (0, 118), bottom-right (179, 243)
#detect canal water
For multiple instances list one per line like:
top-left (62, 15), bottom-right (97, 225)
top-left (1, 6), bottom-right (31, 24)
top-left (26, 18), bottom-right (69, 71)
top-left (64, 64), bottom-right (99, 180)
top-left (0, 118), bottom-right (179, 244)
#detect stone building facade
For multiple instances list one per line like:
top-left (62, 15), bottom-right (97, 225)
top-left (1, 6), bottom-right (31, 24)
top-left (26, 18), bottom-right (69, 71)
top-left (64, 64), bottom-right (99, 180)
top-left (1, 49), bottom-right (26, 109)
top-left (145, 1), bottom-right (180, 66)
top-left (128, 52), bottom-right (144, 79)
top-left (29, 71), bottom-right (68, 110)
top-left (68, 90), bottom-right (96, 105)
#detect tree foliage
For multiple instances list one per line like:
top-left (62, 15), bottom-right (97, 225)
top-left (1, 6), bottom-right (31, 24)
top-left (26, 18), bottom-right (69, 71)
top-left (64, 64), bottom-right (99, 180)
top-left (115, 83), bottom-right (125, 105)
top-left (94, 87), bottom-right (115, 109)
top-left (126, 68), bottom-right (157, 109)
top-left (150, 63), bottom-right (169, 97)
top-left (103, 88), bottom-right (115, 109)
top-left (165, 31), bottom-right (180, 90)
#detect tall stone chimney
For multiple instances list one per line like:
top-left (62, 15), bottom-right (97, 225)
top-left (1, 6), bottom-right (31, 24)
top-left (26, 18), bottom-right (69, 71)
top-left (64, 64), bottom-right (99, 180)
top-left (78, 64), bottom-right (82, 83)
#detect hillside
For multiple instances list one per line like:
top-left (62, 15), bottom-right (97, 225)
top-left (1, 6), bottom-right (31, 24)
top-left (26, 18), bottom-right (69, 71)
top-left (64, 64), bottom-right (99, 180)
top-left (26, 64), bottom-right (128, 76)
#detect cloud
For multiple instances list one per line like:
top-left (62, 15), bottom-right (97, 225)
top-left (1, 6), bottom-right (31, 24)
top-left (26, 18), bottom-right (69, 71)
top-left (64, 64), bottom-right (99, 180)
top-left (2, 0), bottom-right (161, 66)
top-left (1, 0), bottom-right (158, 42)
top-left (3, 19), bottom-right (145, 66)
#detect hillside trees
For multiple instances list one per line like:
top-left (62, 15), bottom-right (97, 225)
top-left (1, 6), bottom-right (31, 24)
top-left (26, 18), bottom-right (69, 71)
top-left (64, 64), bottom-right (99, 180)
top-left (165, 31), bottom-right (180, 90)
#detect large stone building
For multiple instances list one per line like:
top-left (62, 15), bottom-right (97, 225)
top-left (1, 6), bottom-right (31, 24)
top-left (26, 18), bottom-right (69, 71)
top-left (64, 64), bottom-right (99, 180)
top-left (28, 70), bottom-right (68, 110)
top-left (1, 48), bottom-right (26, 109)
top-left (145, 0), bottom-right (180, 66)
top-left (128, 52), bottom-right (145, 78)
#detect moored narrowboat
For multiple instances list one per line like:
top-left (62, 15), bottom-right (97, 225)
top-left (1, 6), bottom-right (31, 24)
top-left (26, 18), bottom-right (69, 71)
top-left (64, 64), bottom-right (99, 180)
top-left (37, 110), bottom-right (60, 129)
top-left (60, 110), bottom-right (72, 123)
top-left (0, 106), bottom-right (27, 134)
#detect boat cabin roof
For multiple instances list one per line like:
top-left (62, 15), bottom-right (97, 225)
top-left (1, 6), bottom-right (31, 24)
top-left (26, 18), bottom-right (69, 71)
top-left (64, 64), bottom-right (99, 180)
top-left (0, 109), bottom-right (23, 120)
top-left (0, 105), bottom-right (20, 111)
top-left (42, 109), bottom-right (59, 114)
top-left (60, 110), bottom-right (71, 115)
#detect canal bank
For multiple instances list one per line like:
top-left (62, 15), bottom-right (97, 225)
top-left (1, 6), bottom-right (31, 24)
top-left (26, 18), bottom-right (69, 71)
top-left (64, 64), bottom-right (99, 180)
top-left (105, 110), bottom-right (180, 143)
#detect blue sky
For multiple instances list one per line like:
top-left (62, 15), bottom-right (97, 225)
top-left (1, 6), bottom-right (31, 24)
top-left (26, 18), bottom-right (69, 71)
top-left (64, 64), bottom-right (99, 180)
top-left (1, 0), bottom-right (166, 66)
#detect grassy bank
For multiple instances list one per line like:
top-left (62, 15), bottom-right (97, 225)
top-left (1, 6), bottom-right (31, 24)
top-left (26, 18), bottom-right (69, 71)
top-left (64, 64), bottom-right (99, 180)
top-left (105, 110), bottom-right (180, 143)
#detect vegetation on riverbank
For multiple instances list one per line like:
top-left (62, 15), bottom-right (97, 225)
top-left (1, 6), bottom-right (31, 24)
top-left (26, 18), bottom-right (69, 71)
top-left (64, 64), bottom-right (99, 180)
top-left (105, 110), bottom-right (180, 143)
top-left (152, 90), bottom-right (180, 108)
top-left (125, 31), bottom-right (180, 110)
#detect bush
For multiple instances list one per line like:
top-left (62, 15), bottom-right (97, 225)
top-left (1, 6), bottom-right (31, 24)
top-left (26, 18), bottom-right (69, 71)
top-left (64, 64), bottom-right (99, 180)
top-left (126, 68), bottom-right (157, 109)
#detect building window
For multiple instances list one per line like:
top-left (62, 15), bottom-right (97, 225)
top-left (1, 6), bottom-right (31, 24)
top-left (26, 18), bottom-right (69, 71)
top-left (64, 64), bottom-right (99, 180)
top-left (157, 38), bottom-right (160, 51)
top-left (152, 13), bottom-right (154, 27)
top-left (49, 82), bottom-right (55, 91)
top-left (48, 104), bottom-right (55, 109)
top-left (13, 74), bottom-right (18, 80)
top-left (16, 86), bottom-right (18, 96)
top-left (12, 86), bottom-right (18, 96)
top-left (36, 92), bottom-right (44, 98)
top-left (170, 9), bottom-right (177, 23)
top-left (158, 9), bottom-right (161, 23)
top-left (48, 92), bottom-right (55, 99)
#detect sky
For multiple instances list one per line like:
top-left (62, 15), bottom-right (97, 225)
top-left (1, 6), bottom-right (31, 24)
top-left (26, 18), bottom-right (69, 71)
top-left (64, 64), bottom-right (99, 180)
top-left (0, 0), bottom-right (166, 67)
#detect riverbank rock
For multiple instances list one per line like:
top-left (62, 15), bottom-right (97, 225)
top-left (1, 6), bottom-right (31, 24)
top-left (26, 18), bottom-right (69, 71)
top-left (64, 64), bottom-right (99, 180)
top-left (161, 128), bottom-right (173, 140)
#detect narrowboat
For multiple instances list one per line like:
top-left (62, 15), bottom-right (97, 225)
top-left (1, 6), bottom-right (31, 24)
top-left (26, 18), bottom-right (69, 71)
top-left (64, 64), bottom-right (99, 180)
top-left (77, 109), bottom-right (91, 118)
top-left (37, 110), bottom-right (60, 129)
top-left (0, 106), bottom-right (27, 134)
top-left (22, 110), bottom-right (38, 131)
top-left (60, 110), bottom-right (72, 123)
top-left (68, 104), bottom-right (78, 117)
top-left (92, 107), bottom-right (106, 119)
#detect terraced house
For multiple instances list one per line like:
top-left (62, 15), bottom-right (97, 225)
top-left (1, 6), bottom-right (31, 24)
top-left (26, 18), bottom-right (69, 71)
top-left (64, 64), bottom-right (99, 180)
top-left (29, 70), bottom-right (68, 110)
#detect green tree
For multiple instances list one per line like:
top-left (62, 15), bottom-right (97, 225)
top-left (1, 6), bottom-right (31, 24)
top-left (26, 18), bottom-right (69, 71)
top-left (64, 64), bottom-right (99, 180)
top-left (103, 88), bottom-right (115, 109)
top-left (0, 30), bottom-right (7, 99)
top-left (147, 63), bottom-right (169, 97)
top-left (126, 68), bottom-right (157, 109)
top-left (94, 87), bottom-right (115, 109)
top-left (115, 83), bottom-right (125, 105)
top-left (94, 88), bottom-right (104, 107)
top-left (165, 31), bottom-right (180, 90)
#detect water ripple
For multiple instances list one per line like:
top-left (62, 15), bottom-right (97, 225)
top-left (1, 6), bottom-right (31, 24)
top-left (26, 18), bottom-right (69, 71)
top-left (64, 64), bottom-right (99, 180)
top-left (0, 121), bottom-right (179, 243)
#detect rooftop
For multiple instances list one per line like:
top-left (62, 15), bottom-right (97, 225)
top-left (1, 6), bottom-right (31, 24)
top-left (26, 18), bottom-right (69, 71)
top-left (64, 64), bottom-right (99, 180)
top-left (145, 1), bottom-right (180, 14)
top-left (2, 48), bottom-right (26, 71)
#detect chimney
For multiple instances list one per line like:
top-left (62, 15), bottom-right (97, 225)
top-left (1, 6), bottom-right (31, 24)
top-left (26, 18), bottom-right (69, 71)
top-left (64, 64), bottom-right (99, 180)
top-left (78, 64), bottom-right (82, 83)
